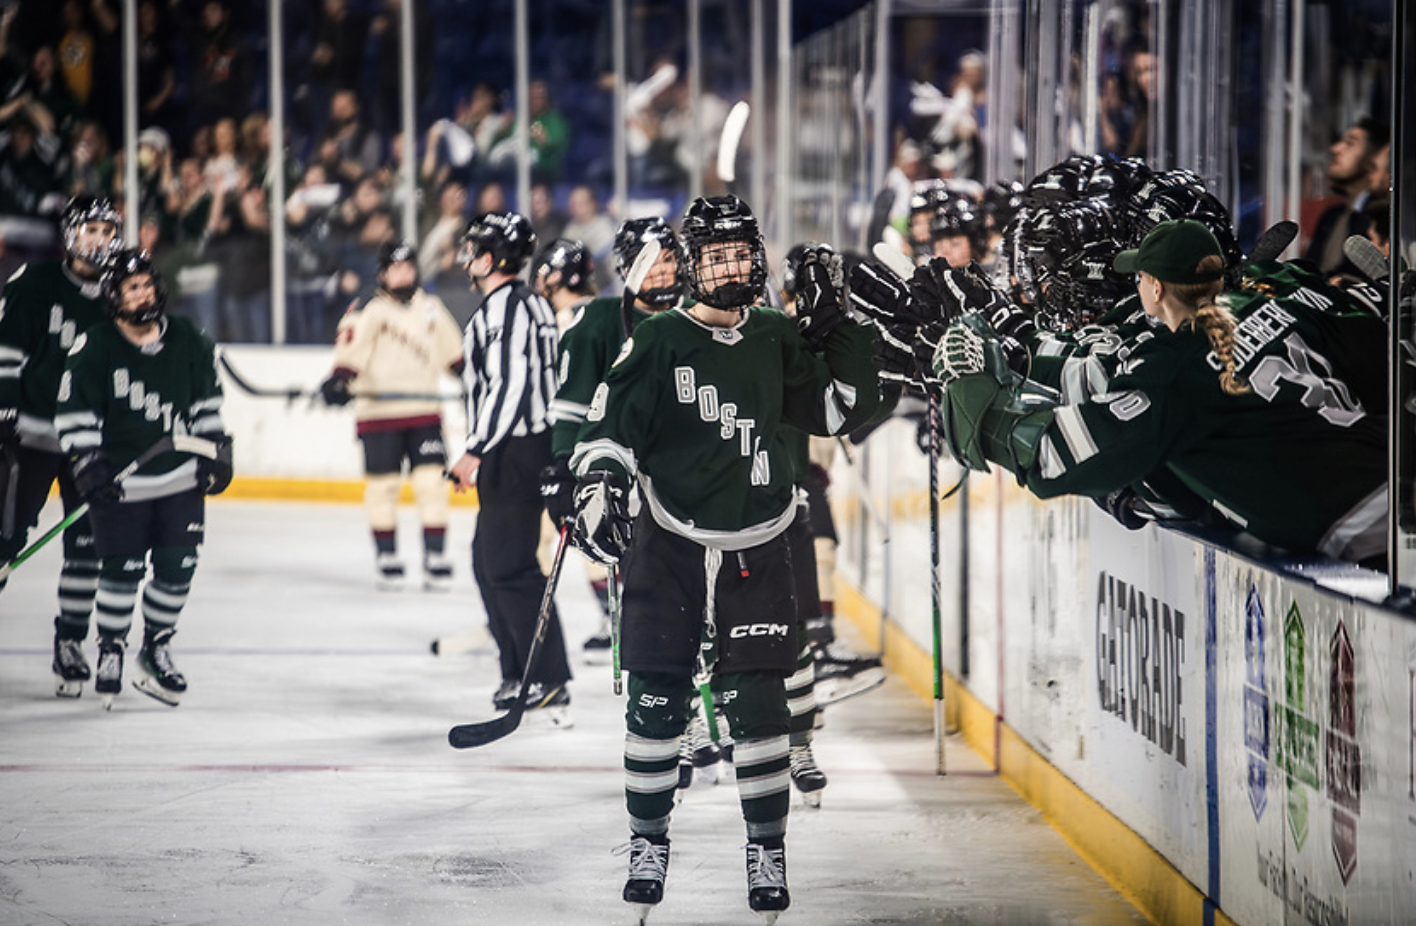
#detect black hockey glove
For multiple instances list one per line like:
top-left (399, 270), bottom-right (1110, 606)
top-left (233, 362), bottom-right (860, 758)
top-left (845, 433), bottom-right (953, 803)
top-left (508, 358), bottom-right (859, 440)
top-left (791, 244), bottom-right (847, 350)
top-left (197, 434), bottom-right (235, 496)
top-left (573, 470), bottom-right (633, 566)
top-left (539, 456), bottom-right (576, 526)
top-left (0, 406), bottom-right (17, 451)
top-left (319, 372), bottom-right (353, 407)
top-left (1093, 487), bottom-right (1154, 531)
top-left (848, 260), bottom-right (916, 330)
top-left (72, 451), bottom-right (122, 506)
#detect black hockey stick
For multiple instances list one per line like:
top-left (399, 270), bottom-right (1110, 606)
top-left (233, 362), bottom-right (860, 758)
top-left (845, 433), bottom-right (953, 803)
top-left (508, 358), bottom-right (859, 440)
top-left (1343, 234), bottom-right (1392, 282)
top-left (620, 236), bottom-right (662, 339)
top-left (1247, 220), bottom-right (1299, 263)
top-left (0, 435), bottom-right (218, 583)
top-left (218, 353), bottom-right (464, 403)
top-left (448, 522), bottom-right (573, 749)
top-left (927, 394), bottom-right (946, 776)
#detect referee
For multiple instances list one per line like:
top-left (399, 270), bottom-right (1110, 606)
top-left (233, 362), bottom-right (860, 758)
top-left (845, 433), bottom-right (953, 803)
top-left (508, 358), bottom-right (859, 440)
top-left (448, 212), bottom-right (572, 722)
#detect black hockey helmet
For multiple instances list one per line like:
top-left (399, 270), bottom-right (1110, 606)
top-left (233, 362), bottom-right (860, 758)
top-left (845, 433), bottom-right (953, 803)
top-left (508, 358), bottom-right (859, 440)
top-left (930, 195), bottom-right (982, 240)
top-left (981, 179), bottom-right (1026, 232)
top-left (102, 248), bottom-right (167, 325)
top-left (1084, 157), bottom-right (1153, 206)
top-left (533, 238), bottom-right (596, 297)
top-left (1010, 198), bottom-right (1130, 330)
top-left (61, 193), bottom-right (124, 269)
top-left (459, 211), bottom-right (538, 275)
top-left (613, 217), bottom-right (683, 308)
top-left (377, 240), bottom-right (418, 273)
top-left (907, 178), bottom-right (951, 218)
top-left (680, 194), bottom-right (768, 309)
top-left (1123, 183), bottom-right (1242, 279)
top-left (1023, 155), bottom-right (1105, 204)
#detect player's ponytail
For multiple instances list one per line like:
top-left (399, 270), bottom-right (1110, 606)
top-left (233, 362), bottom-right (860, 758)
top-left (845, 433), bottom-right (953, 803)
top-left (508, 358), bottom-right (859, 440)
top-left (1173, 254), bottom-right (1247, 395)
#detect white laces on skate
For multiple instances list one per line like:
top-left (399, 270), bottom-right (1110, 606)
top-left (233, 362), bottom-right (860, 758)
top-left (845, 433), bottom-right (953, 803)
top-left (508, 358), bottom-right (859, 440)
top-left (745, 843), bottom-right (786, 890)
top-left (616, 836), bottom-right (669, 883)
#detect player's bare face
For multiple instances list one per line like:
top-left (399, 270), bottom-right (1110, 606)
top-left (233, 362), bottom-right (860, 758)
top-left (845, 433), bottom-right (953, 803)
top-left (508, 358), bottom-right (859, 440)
top-left (382, 260), bottom-right (417, 293)
top-left (931, 235), bottom-right (972, 267)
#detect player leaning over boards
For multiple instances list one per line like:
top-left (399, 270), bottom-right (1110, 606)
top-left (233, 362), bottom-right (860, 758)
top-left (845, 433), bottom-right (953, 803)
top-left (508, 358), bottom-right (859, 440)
top-left (447, 212), bottom-right (573, 725)
top-left (0, 195), bottom-right (123, 697)
top-left (56, 250), bottom-right (233, 708)
top-left (569, 195), bottom-right (882, 924)
top-left (540, 218), bottom-right (685, 660)
top-left (320, 241), bottom-right (465, 591)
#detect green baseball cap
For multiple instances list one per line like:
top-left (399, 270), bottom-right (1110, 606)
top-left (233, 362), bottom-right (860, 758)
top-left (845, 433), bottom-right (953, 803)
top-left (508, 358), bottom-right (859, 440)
top-left (1113, 219), bottom-right (1225, 283)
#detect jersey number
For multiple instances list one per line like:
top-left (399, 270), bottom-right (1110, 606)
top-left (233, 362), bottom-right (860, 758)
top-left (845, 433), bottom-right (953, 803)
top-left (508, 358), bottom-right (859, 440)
top-left (1247, 333), bottom-right (1364, 427)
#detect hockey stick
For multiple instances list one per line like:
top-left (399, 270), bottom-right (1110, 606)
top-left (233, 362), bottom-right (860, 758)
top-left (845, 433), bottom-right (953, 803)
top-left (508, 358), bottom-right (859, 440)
top-left (927, 394), bottom-right (946, 775)
top-left (717, 100), bottom-right (750, 192)
top-left (620, 237), bottom-right (662, 340)
top-left (1247, 220), bottom-right (1299, 263)
top-left (448, 522), bottom-right (573, 749)
top-left (218, 353), bottom-right (463, 403)
top-left (0, 435), bottom-right (218, 583)
top-left (608, 561), bottom-right (623, 695)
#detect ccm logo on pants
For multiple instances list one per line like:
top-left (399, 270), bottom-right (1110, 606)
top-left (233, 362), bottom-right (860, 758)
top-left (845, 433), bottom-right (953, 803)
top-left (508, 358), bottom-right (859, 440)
top-left (730, 623), bottom-right (790, 639)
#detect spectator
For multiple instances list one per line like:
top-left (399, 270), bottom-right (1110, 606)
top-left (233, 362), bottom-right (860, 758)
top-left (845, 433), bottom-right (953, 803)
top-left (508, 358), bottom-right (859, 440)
top-left (164, 155), bottom-right (219, 334)
top-left (241, 111), bottom-right (300, 195)
top-left (367, 0), bottom-right (432, 137)
top-left (1362, 195), bottom-right (1390, 257)
top-left (202, 116), bottom-right (242, 194)
top-left (472, 180), bottom-right (506, 217)
top-left (317, 88), bottom-right (382, 186)
top-left (528, 182), bottom-right (566, 243)
top-left (207, 164), bottom-right (271, 342)
top-left (0, 113), bottom-right (63, 217)
top-left (136, 0), bottom-right (178, 136)
top-left (283, 161), bottom-right (342, 342)
top-left (56, 0), bottom-right (98, 108)
top-left (110, 126), bottom-right (172, 225)
top-left (64, 118), bottom-right (115, 197)
top-left (305, 0), bottom-right (367, 143)
top-left (561, 184), bottom-right (615, 292)
top-left (171, 0), bottom-right (252, 130)
top-left (23, 45), bottom-right (82, 141)
top-left (485, 79), bottom-right (570, 184)
top-left (1304, 116), bottom-right (1389, 276)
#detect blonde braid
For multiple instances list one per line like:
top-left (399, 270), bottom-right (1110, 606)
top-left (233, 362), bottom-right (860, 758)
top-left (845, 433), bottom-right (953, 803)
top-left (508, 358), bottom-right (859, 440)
top-left (1194, 301), bottom-right (1249, 395)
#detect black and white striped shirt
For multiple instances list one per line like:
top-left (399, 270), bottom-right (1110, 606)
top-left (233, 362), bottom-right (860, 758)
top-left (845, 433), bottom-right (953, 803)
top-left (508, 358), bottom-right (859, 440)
top-left (462, 279), bottom-right (559, 457)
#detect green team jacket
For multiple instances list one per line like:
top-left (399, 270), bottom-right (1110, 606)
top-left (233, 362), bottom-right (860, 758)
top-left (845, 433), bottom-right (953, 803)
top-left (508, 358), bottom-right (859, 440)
top-left (56, 316), bottom-right (226, 502)
top-left (0, 261), bottom-right (110, 451)
top-left (571, 306), bottom-right (881, 549)
top-left (549, 295), bottom-right (647, 459)
top-left (996, 291), bottom-right (1386, 558)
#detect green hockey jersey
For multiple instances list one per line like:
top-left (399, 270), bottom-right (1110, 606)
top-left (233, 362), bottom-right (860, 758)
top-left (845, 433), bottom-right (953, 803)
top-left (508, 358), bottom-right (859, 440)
top-left (0, 260), bottom-right (110, 451)
top-left (56, 316), bottom-right (225, 502)
top-left (995, 292), bottom-right (1386, 559)
top-left (550, 295), bottom-right (647, 458)
top-left (571, 306), bottom-right (880, 548)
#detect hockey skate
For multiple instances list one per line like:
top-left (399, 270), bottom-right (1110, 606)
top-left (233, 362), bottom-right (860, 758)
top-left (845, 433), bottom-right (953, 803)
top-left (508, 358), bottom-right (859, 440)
top-left (492, 678), bottom-right (520, 711)
top-left (94, 639), bottom-right (124, 710)
top-left (789, 742), bottom-right (827, 808)
top-left (422, 552), bottom-right (453, 592)
top-left (812, 640), bottom-right (886, 706)
top-left (618, 833), bottom-right (669, 924)
top-left (52, 635), bottom-right (91, 698)
top-left (375, 551), bottom-right (406, 590)
top-left (745, 839), bottom-right (790, 923)
top-left (132, 628), bottom-right (187, 706)
top-left (523, 682), bottom-right (573, 729)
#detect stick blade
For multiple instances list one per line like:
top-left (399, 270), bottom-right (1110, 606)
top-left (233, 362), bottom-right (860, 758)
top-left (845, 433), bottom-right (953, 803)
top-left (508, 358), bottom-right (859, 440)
top-left (1343, 234), bottom-right (1389, 282)
top-left (1248, 220), bottom-right (1299, 263)
top-left (624, 237), bottom-right (662, 295)
top-left (717, 101), bottom-right (750, 185)
top-left (871, 241), bottom-right (916, 281)
top-left (448, 708), bottom-right (524, 749)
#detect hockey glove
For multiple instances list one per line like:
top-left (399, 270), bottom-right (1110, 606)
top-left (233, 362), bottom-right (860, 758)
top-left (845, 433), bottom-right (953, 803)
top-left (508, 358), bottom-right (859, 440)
top-left (319, 372), bottom-right (353, 407)
top-left (871, 321), bottom-right (932, 388)
top-left (72, 451), bottom-right (122, 506)
top-left (791, 244), bottom-right (847, 349)
top-left (848, 260), bottom-right (917, 330)
top-left (539, 456), bottom-right (576, 526)
top-left (933, 313), bottom-right (1007, 385)
top-left (573, 470), bottom-right (633, 566)
top-left (196, 435), bottom-right (235, 496)
top-left (0, 406), bottom-right (17, 447)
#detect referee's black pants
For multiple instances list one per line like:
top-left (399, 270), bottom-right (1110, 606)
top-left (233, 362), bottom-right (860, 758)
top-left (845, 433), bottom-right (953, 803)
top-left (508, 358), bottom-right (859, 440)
top-left (472, 431), bottom-right (571, 688)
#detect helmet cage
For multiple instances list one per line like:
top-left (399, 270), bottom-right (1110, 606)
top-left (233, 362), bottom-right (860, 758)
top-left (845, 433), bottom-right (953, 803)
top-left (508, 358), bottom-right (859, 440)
top-left (61, 195), bottom-right (124, 269)
top-left (102, 248), bottom-right (167, 325)
top-left (681, 196), bottom-right (768, 309)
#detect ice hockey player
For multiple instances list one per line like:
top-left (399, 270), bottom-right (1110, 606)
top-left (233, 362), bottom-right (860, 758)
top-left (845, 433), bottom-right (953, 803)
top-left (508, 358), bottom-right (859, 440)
top-left (320, 241), bottom-right (465, 590)
top-left (0, 194), bottom-right (123, 697)
top-left (569, 194), bottom-right (881, 923)
top-left (447, 212), bottom-right (572, 723)
top-left (55, 249), bottom-right (233, 708)
top-left (541, 218), bottom-right (684, 663)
